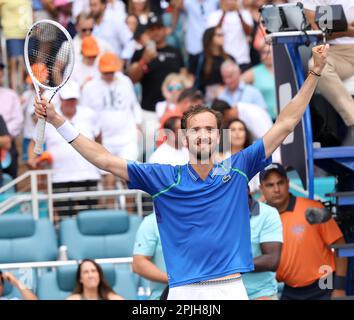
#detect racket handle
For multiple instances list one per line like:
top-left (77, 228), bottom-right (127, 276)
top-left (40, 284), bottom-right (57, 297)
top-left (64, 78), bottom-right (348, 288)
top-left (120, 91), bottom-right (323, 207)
top-left (34, 118), bottom-right (46, 155)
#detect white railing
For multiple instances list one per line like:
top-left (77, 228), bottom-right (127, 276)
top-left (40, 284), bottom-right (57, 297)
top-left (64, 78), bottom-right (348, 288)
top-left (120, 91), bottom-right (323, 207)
top-left (0, 170), bottom-right (149, 220)
top-left (0, 257), bottom-right (133, 270)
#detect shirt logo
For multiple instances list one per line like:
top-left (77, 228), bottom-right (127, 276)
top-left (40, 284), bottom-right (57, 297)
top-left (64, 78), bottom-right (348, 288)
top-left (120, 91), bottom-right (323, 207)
top-left (222, 175), bottom-right (231, 183)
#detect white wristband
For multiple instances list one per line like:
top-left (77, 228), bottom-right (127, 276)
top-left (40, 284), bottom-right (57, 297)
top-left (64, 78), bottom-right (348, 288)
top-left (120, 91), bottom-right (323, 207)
top-left (57, 120), bottom-right (80, 143)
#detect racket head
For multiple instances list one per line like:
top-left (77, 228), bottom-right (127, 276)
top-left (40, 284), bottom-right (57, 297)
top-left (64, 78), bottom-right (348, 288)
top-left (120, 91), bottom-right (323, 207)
top-left (24, 19), bottom-right (75, 92)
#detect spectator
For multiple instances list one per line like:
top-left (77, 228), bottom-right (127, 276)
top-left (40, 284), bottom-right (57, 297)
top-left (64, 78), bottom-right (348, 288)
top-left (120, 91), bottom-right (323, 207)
top-left (127, 13), bottom-right (185, 160)
top-left (53, 0), bottom-right (76, 38)
top-left (197, 26), bottom-right (233, 105)
top-left (172, 0), bottom-right (219, 76)
top-left (216, 117), bottom-right (251, 161)
top-left (71, 36), bottom-right (101, 90)
top-left (133, 212), bottom-right (168, 300)
top-left (260, 163), bottom-right (348, 300)
top-left (0, 62), bottom-right (24, 180)
top-left (211, 98), bottom-right (272, 141)
top-left (0, 271), bottom-right (38, 300)
top-left (0, 0), bottom-right (33, 92)
top-left (28, 80), bottom-right (101, 220)
top-left (149, 116), bottom-right (189, 165)
top-left (219, 59), bottom-right (267, 110)
top-left (155, 73), bottom-right (187, 119)
top-left (215, 117), bottom-right (261, 193)
top-left (66, 259), bottom-right (124, 300)
top-left (242, 191), bottom-right (283, 300)
top-left (0, 116), bottom-right (11, 187)
top-left (72, 12), bottom-right (112, 63)
top-left (159, 88), bottom-right (204, 129)
top-left (81, 52), bottom-right (142, 203)
top-left (208, 0), bottom-right (253, 72)
top-left (242, 42), bottom-right (277, 121)
top-left (304, 0), bottom-right (354, 146)
top-left (90, 0), bottom-right (133, 57)
top-left (127, 0), bottom-right (154, 26)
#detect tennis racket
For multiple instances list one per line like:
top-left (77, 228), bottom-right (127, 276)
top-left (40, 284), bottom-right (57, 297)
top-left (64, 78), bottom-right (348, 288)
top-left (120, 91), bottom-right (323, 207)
top-left (24, 19), bottom-right (75, 155)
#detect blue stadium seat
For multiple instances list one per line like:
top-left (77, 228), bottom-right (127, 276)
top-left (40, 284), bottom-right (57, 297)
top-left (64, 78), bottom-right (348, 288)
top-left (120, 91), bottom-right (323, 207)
top-left (59, 210), bottom-right (142, 260)
top-left (0, 214), bottom-right (57, 263)
top-left (37, 263), bottom-right (137, 300)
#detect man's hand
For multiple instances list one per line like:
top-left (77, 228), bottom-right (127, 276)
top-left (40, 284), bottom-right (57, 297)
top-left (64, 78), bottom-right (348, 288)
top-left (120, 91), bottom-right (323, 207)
top-left (142, 47), bottom-right (157, 64)
top-left (2, 272), bottom-right (20, 287)
top-left (311, 44), bottom-right (330, 75)
top-left (34, 97), bottom-right (64, 128)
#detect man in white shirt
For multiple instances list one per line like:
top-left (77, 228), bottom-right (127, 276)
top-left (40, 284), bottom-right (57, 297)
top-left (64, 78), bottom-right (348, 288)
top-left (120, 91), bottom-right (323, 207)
top-left (303, 0), bottom-right (354, 145)
top-left (89, 0), bottom-right (133, 58)
top-left (208, 0), bottom-right (253, 72)
top-left (71, 35), bottom-right (101, 90)
top-left (149, 115), bottom-right (189, 166)
top-left (72, 12), bottom-right (113, 62)
top-left (28, 80), bottom-right (101, 219)
top-left (81, 52), bottom-right (142, 198)
top-left (172, 0), bottom-right (219, 75)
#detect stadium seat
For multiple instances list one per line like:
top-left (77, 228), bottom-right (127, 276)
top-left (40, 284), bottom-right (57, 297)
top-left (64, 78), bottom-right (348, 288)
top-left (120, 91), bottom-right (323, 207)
top-left (0, 214), bottom-right (57, 263)
top-left (59, 209), bottom-right (142, 260)
top-left (37, 263), bottom-right (137, 300)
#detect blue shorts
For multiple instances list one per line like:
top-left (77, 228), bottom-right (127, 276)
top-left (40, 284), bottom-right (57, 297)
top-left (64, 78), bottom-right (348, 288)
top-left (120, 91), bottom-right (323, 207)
top-left (6, 39), bottom-right (25, 57)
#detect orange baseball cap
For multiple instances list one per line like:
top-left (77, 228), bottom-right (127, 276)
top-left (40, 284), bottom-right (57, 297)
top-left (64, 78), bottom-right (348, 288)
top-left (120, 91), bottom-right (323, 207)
top-left (99, 52), bottom-right (121, 73)
top-left (81, 36), bottom-right (100, 57)
top-left (26, 63), bottom-right (49, 84)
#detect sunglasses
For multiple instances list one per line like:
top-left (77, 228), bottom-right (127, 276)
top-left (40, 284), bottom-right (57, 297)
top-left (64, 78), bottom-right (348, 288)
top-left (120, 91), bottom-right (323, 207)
top-left (81, 28), bottom-right (93, 33)
top-left (167, 84), bottom-right (183, 92)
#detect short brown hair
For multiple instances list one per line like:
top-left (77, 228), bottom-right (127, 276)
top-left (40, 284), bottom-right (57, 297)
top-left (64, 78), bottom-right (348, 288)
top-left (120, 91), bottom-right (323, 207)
top-left (181, 105), bottom-right (223, 130)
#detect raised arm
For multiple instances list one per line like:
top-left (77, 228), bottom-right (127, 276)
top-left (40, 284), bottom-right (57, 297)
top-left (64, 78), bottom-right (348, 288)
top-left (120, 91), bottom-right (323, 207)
top-left (263, 44), bottom-right (329, 158)
top-left (34, 98), bottom-right (129, 181)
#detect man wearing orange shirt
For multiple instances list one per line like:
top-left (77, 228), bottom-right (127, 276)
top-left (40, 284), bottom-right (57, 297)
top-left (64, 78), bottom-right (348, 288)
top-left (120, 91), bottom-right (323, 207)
top-left (260, 163), bottom-right (347, 300)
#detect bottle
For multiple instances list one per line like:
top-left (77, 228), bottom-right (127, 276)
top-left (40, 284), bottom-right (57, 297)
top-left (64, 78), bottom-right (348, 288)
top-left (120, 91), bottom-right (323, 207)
top-left (58, 245), bottom-right (68, 261)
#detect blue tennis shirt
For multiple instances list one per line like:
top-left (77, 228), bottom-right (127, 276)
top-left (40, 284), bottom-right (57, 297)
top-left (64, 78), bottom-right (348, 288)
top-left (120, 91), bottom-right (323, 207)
top-left (127, 139), bottom-right (271, 288)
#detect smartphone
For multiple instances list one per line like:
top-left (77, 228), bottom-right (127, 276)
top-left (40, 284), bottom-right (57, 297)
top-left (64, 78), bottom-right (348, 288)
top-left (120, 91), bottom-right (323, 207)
top-left (146, 40), bottom-right (156, 53)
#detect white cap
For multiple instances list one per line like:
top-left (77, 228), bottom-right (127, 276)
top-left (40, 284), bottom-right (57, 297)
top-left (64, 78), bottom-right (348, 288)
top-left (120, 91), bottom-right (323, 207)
top-left (59, 80), bottom-right (80, 100)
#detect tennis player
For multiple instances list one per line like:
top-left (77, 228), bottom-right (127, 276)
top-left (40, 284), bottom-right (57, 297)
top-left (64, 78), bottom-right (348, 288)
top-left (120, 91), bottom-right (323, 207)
top-left (34, 44), bottom-right (329, 300)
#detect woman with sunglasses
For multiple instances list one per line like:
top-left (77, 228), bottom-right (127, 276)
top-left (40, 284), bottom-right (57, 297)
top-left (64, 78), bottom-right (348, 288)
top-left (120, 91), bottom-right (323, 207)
top-left (155, 73), bottom-right (187, 119)
top-left (197, 26), bottom-right (234, 105)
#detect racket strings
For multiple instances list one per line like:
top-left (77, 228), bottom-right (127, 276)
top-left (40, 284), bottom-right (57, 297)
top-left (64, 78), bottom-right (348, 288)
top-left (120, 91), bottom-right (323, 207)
top-left (27, 22), bottom-right (74, 88)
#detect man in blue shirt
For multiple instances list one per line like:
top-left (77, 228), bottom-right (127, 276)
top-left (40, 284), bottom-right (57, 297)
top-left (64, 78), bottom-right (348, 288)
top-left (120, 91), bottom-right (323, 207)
top-left (133, 212), bottom-right (167, 300)
top-left (219, 59), bottom-right (267, 110)
top-left (242, 193), bottom-right (283, 300)
top-left (34, 44), bottom-right (329, 299)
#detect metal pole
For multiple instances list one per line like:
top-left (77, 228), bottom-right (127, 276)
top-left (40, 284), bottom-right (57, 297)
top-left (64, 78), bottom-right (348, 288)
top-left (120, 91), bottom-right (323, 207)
top-left (30, 171), bottom-right (39, 219)
top-left (47, 171), bottom-right (54, 222)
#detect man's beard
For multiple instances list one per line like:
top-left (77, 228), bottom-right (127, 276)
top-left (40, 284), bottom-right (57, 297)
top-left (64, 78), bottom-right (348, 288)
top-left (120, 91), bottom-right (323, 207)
top-left (196, 149), bottom-right (212, 161)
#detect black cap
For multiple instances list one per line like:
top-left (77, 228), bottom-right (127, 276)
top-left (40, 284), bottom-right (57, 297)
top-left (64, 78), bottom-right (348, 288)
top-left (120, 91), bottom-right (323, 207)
top-left (259, 163), bottom-right (288, 183)
top-left (0, 62), bottom-right (5, 69)
top-left (146, 14), bottom-right (164, 29)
